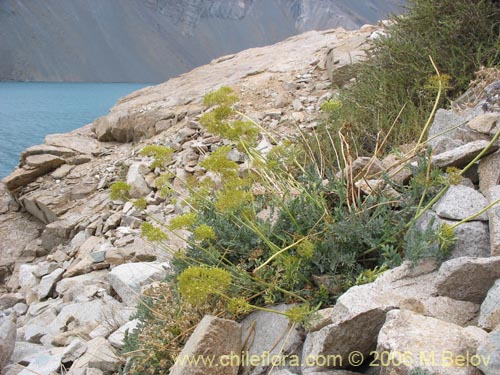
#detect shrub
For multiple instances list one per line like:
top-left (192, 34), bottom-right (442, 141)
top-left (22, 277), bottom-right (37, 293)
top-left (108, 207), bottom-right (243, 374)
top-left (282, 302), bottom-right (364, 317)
top-left (122, 88), bottom-right (463, 374)
top-left (324, 0), bottom-right (500, 152)
top-left (109, 181), bottom-right (131, 201)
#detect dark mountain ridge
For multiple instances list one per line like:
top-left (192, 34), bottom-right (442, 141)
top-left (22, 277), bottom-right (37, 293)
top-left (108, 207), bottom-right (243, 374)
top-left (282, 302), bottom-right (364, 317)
top-left (0, 0), bottom-right (405, 82)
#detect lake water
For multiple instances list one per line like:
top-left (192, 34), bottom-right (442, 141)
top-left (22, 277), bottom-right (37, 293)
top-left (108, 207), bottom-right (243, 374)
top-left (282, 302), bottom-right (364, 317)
top-left (0, 82), bottom-right (150, 178)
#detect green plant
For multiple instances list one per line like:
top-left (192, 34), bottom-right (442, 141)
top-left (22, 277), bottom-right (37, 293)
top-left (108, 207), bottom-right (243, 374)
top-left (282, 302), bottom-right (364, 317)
top-left (121, 87), bottom-right (468, 375)
top-left (323, 0), bottom-right (500, 152)
top-left (140, 145), bottom-right (174, 170)
top-left (121, 282), bottom-right (227, 375)
top-left (110, 181), bottom-right (131, 201)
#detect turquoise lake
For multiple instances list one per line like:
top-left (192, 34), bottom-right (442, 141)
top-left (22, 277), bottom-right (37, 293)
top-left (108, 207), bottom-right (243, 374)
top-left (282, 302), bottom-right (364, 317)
top-left (0, 82), bottom-right (150, 178)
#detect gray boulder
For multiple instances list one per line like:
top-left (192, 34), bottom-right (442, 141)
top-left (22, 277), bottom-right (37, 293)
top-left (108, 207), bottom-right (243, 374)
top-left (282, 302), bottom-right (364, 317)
top-left (477, 330), bottom-right (500, 375)
top-left (0, 315), bottom-right (16, 371)
top-left (170, 315), bottom-right (242, 375)
top-left (301, 261), bottom-right (439, 373)
top-left (18, 352), bottom-right (63, 375)
top-left (126, 162), bottom-right (151, 198)
top-left (108, 262), bottom-right (167, 306)
top-left (418, 211), bottom-right (490, 259)
top-left (428, 109), bottom-right (466, 152)
top-left (240, 304), bottom-right (304, 375)
top-left (432, 140), bottom-right (499, 169)
top-left (377, 309), bottom-right (484, 375)
top-left (478, 151), bottom-right (500, 194)
top-left (435, 256), bottom-right (500, 303)
top-left (70, 337), bottom-right (119, 372)
top-left (37, 268), bottom-right (64, 300)
top-left (479, 279), bottom-right (500, 331)
top-left (433, 185), bottom-right (488, 221)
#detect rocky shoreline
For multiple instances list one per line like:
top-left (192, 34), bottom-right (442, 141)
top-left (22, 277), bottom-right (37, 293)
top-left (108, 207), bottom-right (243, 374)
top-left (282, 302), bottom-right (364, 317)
top-left (1, 22), bottom-right (500, 375)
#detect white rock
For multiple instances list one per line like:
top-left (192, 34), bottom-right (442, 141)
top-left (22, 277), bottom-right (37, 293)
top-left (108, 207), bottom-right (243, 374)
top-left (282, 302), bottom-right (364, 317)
top-left (37, 268), bottom-right (64, 300)
top-left (435, 256), bottom-right (500, 303)
top-left (108, 262), bottom-right (167, 306)
top-left (240, 304), bottom-right (303, 374)
top-left (62, 338), bottom-right (88, 363)
top-left (479, 279), bottom-right (500, 330)
top-left (18, 264), bottom-right (39, 291)
top-left (126, 162), bottom-right (151, 198)
top-left (377, 310), bottom-right (480, 375)
top-left (477, 330), bottom-right (500, 375)
top-left (433, 140), bottom-right (499, 169)
top-left (433, 185), bottom-right (488, 221)
top-left (70, 337), bottom-right (119, 372)
top-left (18, 352), bottom-right (62, 375)
top-left (107, 319), bottom-right (140, 348)
top-left (170, 315), bottom-right (241, 375)
top-left (0, 315), bottom-right (16, 370)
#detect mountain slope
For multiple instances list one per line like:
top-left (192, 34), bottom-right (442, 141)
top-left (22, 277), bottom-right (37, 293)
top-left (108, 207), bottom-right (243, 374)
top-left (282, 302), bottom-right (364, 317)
top-left (0, 0), bottom-right (404, 82)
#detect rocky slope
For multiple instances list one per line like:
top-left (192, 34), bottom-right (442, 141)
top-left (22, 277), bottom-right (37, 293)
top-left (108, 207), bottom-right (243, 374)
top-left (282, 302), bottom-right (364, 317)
top-left (2, 22), bottom-right (500, 375)
top-left (0, 0), bottom-right (404, 82)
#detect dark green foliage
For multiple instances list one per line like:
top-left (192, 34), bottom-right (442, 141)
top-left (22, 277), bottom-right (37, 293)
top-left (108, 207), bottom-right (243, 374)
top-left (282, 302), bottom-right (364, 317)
top-left (325, 0), bottom-right (500, 151)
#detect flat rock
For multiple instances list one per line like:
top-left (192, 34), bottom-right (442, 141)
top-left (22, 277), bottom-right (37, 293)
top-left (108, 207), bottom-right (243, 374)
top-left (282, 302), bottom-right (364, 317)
top-left (240, 304), bottom-right (304, 374)
top-left (92, 28), bottom-right (371, 143)
top-left (421, 296), bottom-right (479, 327)
top-left (10, 341), bottom-right (46, 365)
top-left (108, 262), bottom-right (167, 306)
top-left (21, 144), bottom-right (77, 163)
top-left (435, 256), bottom-right (500, 303)
top-left (478, 151), bottom-right (500, 194)
top-left (18, 352), bottom-right (62, 375)
top-left (4, 162), bottom-right (59, 191)
top-left (70, 336), bottom-right (119, 372)
top-left (477, 330), bottom-right (500, 375)
top-left (20, 189), bottom-right (69, 224)
top-left (41, 216), bottom-right (80, 250)
top-left (24, 154), bottom-right (65, 169)
top-left (433, 185), bottom-right (488, 221)
top-left (170, 315), bottom-right (241, 375)
top-left (467, 113), bottom-right (500, 134)
top-left (0, 315), bottom-right (17, 370)
top-left (3, 154), bottom-right (64, 191)
top-left (428, 109), bottom-right (466, 151)
top-left (332, 261), bottom-right (438, 324)
top-left (107, 319), bottom-right (140, 349)
top-left (45, 127), bottom-right (102, 155)
top-left (432, 140), bottom-right (499, 169)
top-left (479, 279), bottom-right (500, 330)
top-left (46, 297), bottom-right (131, 341)
top-left (302, 308), bottom-right (387, 372)
top-left (37, 268), bottom-right (65, 300)
top-left (417, 211), bottom-right (490, 258)
top-left (378, 310), bottom-right (484, 375)
top-left (126, 162), bottom-right (151, 198)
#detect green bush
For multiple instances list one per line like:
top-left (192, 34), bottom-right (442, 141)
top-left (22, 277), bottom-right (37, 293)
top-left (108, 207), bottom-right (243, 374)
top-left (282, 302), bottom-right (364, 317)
top-left (324, 0), bottom-right (500, 152)
top-left (121, 88), bottom-right (458, 374)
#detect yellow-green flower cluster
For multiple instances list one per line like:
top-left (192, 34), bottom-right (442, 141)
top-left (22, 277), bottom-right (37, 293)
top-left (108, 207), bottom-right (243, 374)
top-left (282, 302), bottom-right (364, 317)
top-left (141, 222), bottom-right (168, 242)
top-left (178, 267), bottom-right (232, 305)
top-left (140, 145), bottom-right (174, 170)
